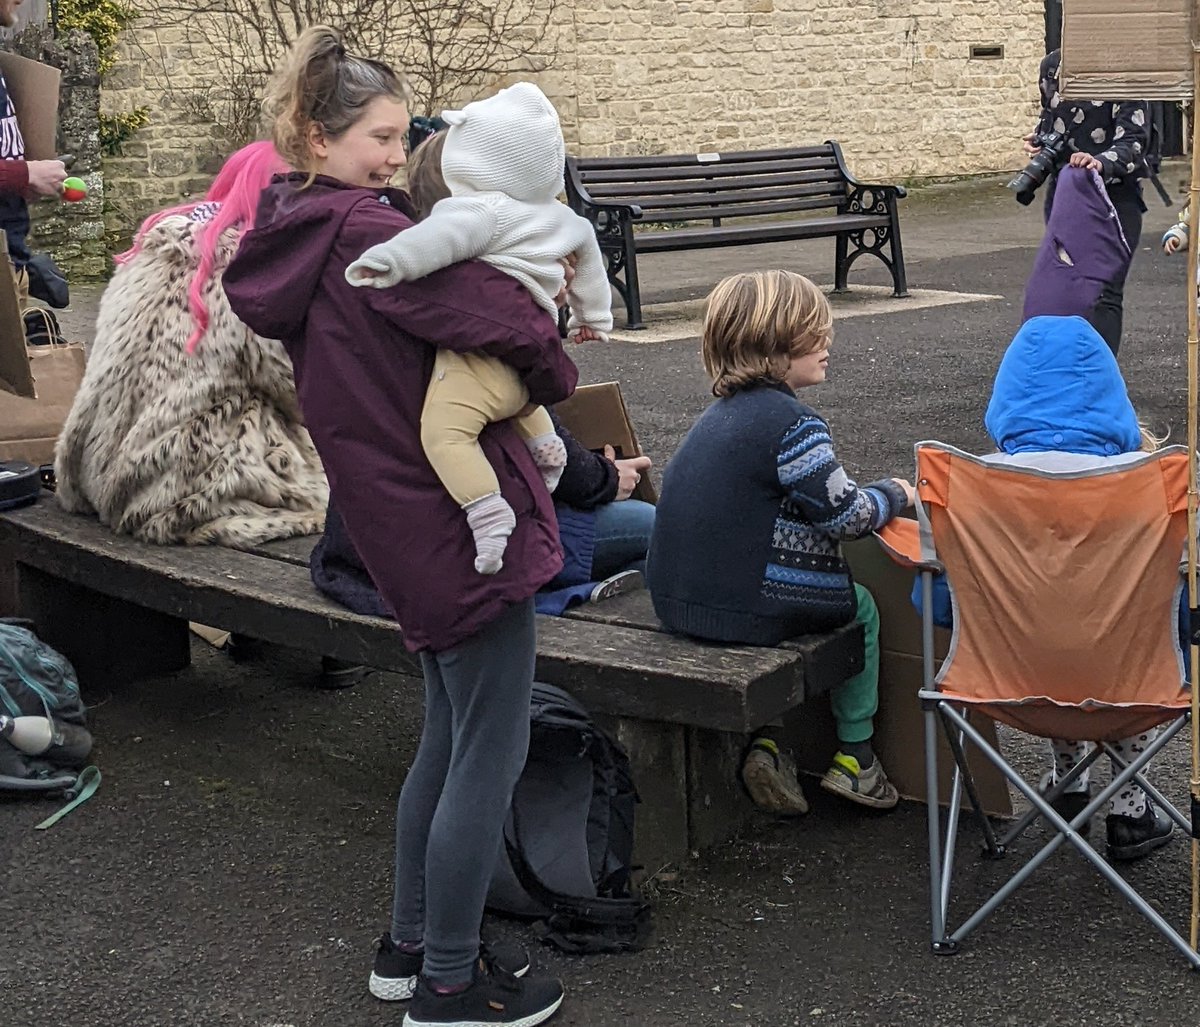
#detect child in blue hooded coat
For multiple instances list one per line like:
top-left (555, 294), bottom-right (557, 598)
top-left (919, 315), bottom-right (1176, 861)
top-left (918, 167), bottom-right (1177, 862)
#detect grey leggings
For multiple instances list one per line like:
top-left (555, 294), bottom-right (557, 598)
top-left (390, 598), bottom-right (536, 984)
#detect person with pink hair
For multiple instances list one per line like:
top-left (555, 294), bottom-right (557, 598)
top-left (55, 141), bottom-right (329, 548)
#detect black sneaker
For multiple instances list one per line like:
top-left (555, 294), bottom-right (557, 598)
top-left (369, 934), bottom-right (530, 1003)
top-left (403, 958), bottom-right (562, 1027)
top-left (1106, 801), bottom-right (1174, 862)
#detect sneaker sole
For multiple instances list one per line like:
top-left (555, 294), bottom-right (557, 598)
top-left (589, 570), bottom-right (644, 603)
top-left (370, 971), bottom-right (417, 1001)
top-left (819, 773), bottom-right (899, 810)
top-left (371, 964), bottom-right (530, 1002)
top-left (741, 760), bottom-right (809, 815)
top-left (403, 992), bottom-right (562, 1027)
top-left (1108, 828), bottom-right (1174, 862)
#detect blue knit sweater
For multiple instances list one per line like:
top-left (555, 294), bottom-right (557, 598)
top-left (647, 381), bottom-right (907, 645)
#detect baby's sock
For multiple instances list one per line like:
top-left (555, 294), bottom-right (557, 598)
top-left (525, 432), bottom-right (567, 492)
top-left (464, 492), bottom-right (516, 575)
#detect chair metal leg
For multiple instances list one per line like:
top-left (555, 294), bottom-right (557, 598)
top-left (939, 710), bottom-right (1003, 858)
top-left (939, 705), bottom-right (1200, 968)
top-left (925, 705), bottom-right (956, 953)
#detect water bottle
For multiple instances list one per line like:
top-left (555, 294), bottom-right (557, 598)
top-left (0, 714), bottom-right (92, 764)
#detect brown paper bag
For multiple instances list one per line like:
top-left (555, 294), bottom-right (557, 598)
top-left (0, 340), bottom-right (86, 465)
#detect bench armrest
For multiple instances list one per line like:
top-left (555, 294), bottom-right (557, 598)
top-left (854, 182), bottom-right (907, 200)
top-left (565, 156), bottom-right (643, 221)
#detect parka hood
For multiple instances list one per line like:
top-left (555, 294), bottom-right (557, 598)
top-left (985, 315), bottom-right (1142, 456)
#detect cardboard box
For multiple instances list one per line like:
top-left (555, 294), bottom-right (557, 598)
top-left (783, 534), bottom-right (1013, 817)
top-left (1059, 0), bottom-right (1199, 100)
top-left (553, 381), bottom-right (657, 504)
top-left (0, 51), bottom-right (61, 161)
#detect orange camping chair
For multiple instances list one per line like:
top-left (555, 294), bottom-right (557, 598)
top-left (876, 441), bottom-right (1198, 966)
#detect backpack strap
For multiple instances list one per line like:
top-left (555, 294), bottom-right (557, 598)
top-left (504, 808), bottom-right (652, 954)
top-left (34, 765), bottom-right (101, 830)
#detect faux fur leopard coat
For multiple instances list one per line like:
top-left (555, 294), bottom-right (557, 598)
top-left (55, 215), bottom-right (328, 547)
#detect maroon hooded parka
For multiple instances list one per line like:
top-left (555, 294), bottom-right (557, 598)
top-left (223, 175), bottom-right (578, 651)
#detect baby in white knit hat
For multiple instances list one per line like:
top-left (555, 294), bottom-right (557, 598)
top-left (345, 81), bottom-right (613, 575)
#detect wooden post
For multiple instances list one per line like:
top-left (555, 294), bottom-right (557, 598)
top-left (1186, 45), bottom-right (1200, 954)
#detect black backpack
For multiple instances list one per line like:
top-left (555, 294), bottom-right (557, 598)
top-left (487, 682), bottom-right (652, 953)
top-left (0, 618), bottom-right (99, 825)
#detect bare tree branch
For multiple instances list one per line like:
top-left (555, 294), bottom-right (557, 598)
top-left (145, 0), bottom-right (560, 147)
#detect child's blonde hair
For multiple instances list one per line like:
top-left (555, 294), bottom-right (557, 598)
top-left (701, 270), bottom-right (833, 397)
top-left (406, 130), bottom-right (451, 219)
top-left (265, 26), bottom-right (412, 178)
top-left (1138, 420), bottom-right (1168, 453)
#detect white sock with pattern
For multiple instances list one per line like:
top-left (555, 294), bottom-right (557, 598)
top-left (464, 492), bottom-right (516, 575)
top-left (525, 432), bottom-right (567, 492)
top-left (1108, 732), bottom-right (1155, 818)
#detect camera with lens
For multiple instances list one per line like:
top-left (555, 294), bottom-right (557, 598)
top-left (1007, 130), bottom-right (1068, 205)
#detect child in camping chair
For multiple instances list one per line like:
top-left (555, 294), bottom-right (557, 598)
top-left (918, 167), bottom-right (1177, 862)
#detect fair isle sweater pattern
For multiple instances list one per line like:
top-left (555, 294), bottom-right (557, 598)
top-left (765, 414), bottom-right (899, 622)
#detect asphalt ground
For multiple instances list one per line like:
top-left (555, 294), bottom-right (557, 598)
top-left (6, 168), bottom-right (1200, 1026)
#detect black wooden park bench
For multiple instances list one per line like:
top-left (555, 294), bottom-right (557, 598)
top-left (564, 141), bottom-right (909, 329)
top-left (0, 499), bottom-right (863, 866)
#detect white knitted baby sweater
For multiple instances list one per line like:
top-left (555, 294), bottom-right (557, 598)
top-left (344, 82), bottom-right (613, 339)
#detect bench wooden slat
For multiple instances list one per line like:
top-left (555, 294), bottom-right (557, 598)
top-left (588, 179), bottom-right (847, 208)
top-left (633, 214), bottom-right (891, 252)
top-left (627, 196), bottom-right (861, 223)
top-left (249, 534), bottom-right (317, 568)
top-left (571, 145), bottom-right (842, 170)
top-left (0, 501), bottom-right (823, 733)
top-left (578, 155), bottom-right (840, 185)
top-left (566, 588), bottom-right (864, 699)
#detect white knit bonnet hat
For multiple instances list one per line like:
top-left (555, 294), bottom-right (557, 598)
top-left (440, 82), bottom-right (566, 203)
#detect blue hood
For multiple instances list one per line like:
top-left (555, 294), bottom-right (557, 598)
top-left (984, 315), bottom-right (1141, 455)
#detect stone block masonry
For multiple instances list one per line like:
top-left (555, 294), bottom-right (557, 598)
top-left (97, 0), bottom-right (1044, 242)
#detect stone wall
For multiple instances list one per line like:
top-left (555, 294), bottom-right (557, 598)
top-left (11, 27), bottom-right (107, 277)
top-left (99, 0), bottom-right (1044, 237)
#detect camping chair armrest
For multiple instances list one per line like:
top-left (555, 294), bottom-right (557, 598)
top-left (873, 519), bottom-right (943, 572)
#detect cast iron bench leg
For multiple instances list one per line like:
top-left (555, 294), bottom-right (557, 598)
top-left (16, 564), bottom-right (191, 689)
top-left (834, 232), bottom-right (850, 293)
top-left (889, 202), bottom-right (910, 298)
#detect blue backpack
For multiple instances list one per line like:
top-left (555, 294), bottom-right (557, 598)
top-left (0, 619), bottom-right (99, 825)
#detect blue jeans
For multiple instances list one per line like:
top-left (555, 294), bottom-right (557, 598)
top-left (591, 499), bottom-right (656, 580)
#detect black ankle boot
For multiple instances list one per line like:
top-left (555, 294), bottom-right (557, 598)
top-left (1106, 801), bottom-right (1173, 862)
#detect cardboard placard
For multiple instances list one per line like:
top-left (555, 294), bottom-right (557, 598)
top-left (0, 50), bottom-right (61, 161)
top-left (553, 381), bottom-right (657, 504)
top-left (1059, 0), bottom-right (1199, 100)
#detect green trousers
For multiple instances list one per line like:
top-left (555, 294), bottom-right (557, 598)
top-left (831, 583), bottom-right (881, 744)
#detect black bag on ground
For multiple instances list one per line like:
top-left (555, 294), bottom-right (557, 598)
top-left (487, 682), bottom-right (652, 954)
top-left (0, 618), bottom-right (94, 799)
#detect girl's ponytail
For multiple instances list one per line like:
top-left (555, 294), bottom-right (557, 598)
top-left (265, 26), bottom-right (411, 173)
